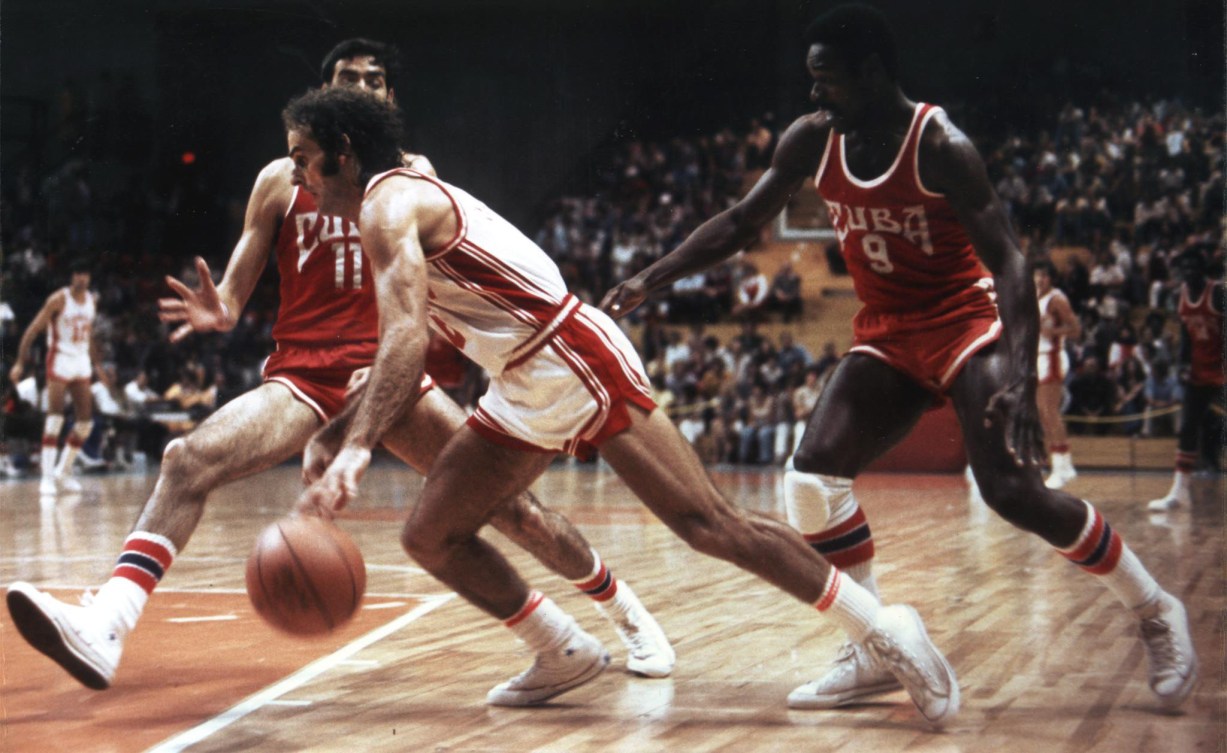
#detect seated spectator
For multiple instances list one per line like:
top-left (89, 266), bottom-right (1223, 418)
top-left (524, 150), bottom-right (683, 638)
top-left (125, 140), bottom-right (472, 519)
top-left (768, 261), bottom-right (803, 322)
top-left (160, 362), bottom-right (218, 434)
top-left (811, 341), bottom-right (840, 378)
top-left (775, 331), bottom-right (812, 383)
top-left (731, 261), bottom-right (770, 320)
top-left (738, 383), bottom-right (776, 465)
top-left (1066, 355), bottom-right (1117, 435)
top-left (1143, 359), bottom-right (1182, 437)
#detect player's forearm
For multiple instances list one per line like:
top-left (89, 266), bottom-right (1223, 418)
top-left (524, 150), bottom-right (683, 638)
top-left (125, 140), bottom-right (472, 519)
top-left (341, 322), bottom-right (427, 451)
top-left (638, 212), bottom-right (757, 292)
top-left (993, 250), bottom-right (1040, 383)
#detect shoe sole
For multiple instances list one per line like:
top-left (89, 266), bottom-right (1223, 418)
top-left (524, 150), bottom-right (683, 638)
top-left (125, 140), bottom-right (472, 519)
top-left (627, 654), bottom-right (675, 678)
top-left (787, 679), bottom-right (904, 709)
top-left (488, 650), bottom-right (611, 707)
top-left (6, 586), bottom-right (111, 690)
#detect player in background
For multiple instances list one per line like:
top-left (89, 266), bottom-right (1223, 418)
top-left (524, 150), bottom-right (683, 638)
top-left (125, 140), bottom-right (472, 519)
top-left (1148, 244), bottom-right (1225, 510)
top-left (601, 4), bottom-right (1197, 713)
top-left (1033, 259), bottom-right (1081, 489)
top-left (5, 38), bottom-right (672, 694)
top-left (8, 259), bottom-right (102, 495)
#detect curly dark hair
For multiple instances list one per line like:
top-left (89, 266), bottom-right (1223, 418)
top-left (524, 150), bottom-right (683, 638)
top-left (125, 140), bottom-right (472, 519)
top-left (804, 4), bottom-right (899, 81)
top-left (319, 38), bottom-right (402, 87)
top-left (282, 86), bottom-right (405, 186)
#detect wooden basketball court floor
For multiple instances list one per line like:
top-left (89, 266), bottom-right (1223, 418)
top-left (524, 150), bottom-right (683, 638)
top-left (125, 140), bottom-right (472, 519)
top-left (1, 461), bottom-right (1222, 752)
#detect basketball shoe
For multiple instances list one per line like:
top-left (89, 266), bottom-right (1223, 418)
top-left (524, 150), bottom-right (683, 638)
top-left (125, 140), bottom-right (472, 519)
top-left (486, 623), bottom-right (610, 706)
top-left (1139, 592), bottom-right (1198, 709)
top-left (6, 581), bottom-right (121, 690)
top-left (861, 604), bottom-right (959, 727)
top-left (594, 582), bottom-right (675, 678)
top-left (1147, 475), bottom-right (1192, 512)
top-left (788, 640), bottom-right (902, 709)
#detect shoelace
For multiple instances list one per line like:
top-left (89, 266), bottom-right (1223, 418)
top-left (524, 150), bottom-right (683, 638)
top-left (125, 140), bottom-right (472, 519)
top-left (1139, 617), bottom-right (1183, 675)
top-left (864, 631), bottom-right (941, 695)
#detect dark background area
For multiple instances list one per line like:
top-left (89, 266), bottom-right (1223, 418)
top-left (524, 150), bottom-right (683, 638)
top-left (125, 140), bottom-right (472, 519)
top-left (2, 0), bottom-right (1221, 247)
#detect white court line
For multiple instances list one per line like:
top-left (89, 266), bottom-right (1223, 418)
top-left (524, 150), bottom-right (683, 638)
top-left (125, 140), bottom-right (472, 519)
top-left (166, 615), bottom-right (239, 624)
top-left (145, 593), bottom-right (456, 753)
top-left (24, 584), bottom-right (449, 600)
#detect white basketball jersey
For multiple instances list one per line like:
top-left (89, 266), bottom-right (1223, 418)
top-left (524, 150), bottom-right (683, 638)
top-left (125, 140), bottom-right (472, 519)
top-left (1037, 288), bottom-right (1064, 356)
top-left (50, 288), bottom-right (96, 360)
top-left (365, 169), bottom-right (574, 376)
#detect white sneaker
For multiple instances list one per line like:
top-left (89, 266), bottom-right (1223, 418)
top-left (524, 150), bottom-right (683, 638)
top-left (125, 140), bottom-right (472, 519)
top-left (595, 583), bottom-right (675, 678)
top-left (1139, 593), bottom-right (1198, 709)
top-left (6, 581), bottom-right (122, 690)
top-left (862, 604), bottom-right (959, 727)
top-left (39, 476), bottom-right (56, 496)
top-left (57, 476), bottom-right (83, 493)
top-left (486, 626), bottom-right (610, 706)
top-left (788, 641), bottom-right (902, 709)
top-left (1147, 488), bottom-right (1191, 512)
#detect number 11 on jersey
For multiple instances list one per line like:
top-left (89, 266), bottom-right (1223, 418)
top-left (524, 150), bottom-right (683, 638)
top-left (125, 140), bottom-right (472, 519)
top-left (336, 242), bottom-right (363, 289)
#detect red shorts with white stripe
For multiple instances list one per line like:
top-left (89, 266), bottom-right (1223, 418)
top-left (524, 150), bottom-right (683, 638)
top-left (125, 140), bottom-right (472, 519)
top-left (467, 304), bottom-right (656, 460)
top-left (849, 292), bottom-right (1002, 395)
top-left (263, 341), bottom-right (435, 422)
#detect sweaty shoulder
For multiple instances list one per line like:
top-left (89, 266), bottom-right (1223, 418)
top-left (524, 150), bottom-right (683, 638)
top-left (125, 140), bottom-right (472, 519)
top-left (250, 157), bottom-right (296, 218)
top-left (773, 113), bottom-right (831, 177)
top-left (363, 172), bottom-right (457, 251)
top-left (917, 109), bottom-right (983, 195)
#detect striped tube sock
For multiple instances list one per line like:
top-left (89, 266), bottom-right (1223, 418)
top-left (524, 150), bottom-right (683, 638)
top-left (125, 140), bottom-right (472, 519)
top-left (504, 590), bottom-right (573, 652)
top-left (813, 567), bottom-right (879, 643)
top-left (571, 548), bottom-right (618, 604)
top-left (1058, 500), bottom-right (1160, 610)
top-left (1174, 450), bottom-right (1197, 474)
top-left (93, 532), bottom-right (178, 637)
top-left (805, 506), bottom-right (878, 598)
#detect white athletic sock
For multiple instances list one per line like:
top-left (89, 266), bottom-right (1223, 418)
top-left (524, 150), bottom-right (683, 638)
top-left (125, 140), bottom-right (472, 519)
top-left (504, 591), bottom-right (574, 652)
top-left (813, 568), bottom-right (880, 643)
top-left (1060, 500), bottom-right (1161, 611)
top-left (94, 532), bottom-right (178, 637)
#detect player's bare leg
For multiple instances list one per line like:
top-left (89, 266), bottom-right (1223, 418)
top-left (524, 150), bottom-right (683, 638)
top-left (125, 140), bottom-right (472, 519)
top-left (1036, 380), bottom-right (1075, 488)
top-left (783, 355), bottom-right (931, 708)
top-left (7, 382), bottom-right (320, 689)
top-left (953, 346), bottom-right (1197, 708)
top-left (598, 406), bottom-right (958, 725)
top-left (401, 427), bottom-right (610, 706)
top-left (381, 388), bottom-right (673, 676)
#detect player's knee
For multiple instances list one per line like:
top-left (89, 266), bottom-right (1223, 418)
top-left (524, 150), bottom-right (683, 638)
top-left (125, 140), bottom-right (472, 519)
top-left (400, 520), bottom-right (449, 569)
top-left (665, 507), bottom-right (737, 559)
top-left (160, 437), bottom-right (189, 470)
top-left (488, 495), bottom-right (545, 541)
top-left (978, 471), bottom-right (1048, 533)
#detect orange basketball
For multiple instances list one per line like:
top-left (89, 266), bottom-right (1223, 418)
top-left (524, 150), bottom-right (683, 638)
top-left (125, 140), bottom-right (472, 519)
top-left (245, 516), bottom-right (366, 636)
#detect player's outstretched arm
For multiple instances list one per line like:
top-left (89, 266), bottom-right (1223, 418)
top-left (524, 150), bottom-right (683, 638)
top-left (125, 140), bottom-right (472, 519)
top-left (924, 113), bottom-right (1045, 466)
top-left (158, 160), bottom-right (291, 342)
top-left (8, 291), bottom-right (64, 384)
top-left (298, 179), bottom-right (431, 515)
top-left (600, 115), bottom-right (827, 319)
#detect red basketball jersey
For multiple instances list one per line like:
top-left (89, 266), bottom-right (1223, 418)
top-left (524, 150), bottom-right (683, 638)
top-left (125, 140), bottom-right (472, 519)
top-left (271, 187), bottom-right (379, 346)
top-left (815, 103), bottom-right (993, 319)
top-left (1178, 283), bottom-right (1225, 387)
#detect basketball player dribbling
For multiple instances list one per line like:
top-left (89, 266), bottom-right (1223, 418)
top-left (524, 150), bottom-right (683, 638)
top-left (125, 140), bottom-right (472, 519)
top-left (5, 39), bottom-right (673, 697)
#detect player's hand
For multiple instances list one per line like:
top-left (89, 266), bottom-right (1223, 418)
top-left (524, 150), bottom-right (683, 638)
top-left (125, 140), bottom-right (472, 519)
top-left (296, 445), bottom-right (371, 518)
top-left (985, 377), bottom-right (1046, 467)
top-left (8, 363), bottom-right (22, 385)
top-left (158, 257), bottom-right (234, 343)
top-left (345, 367), bottom-right (372, 400)
top-left (599, 276), bottom-right (648, 320)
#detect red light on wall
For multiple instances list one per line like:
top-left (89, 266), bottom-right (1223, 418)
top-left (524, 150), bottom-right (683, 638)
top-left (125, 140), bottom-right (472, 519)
top-left (181, 151), bottom-right (197, 165)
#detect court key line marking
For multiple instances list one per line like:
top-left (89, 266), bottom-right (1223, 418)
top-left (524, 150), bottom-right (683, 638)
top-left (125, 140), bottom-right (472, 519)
top-left (144, 592), bottom-right (457, 753)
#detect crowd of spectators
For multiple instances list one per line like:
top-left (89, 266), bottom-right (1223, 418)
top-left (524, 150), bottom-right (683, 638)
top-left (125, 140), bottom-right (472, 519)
top-left (1, 94), bottom-right (1221, 474)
